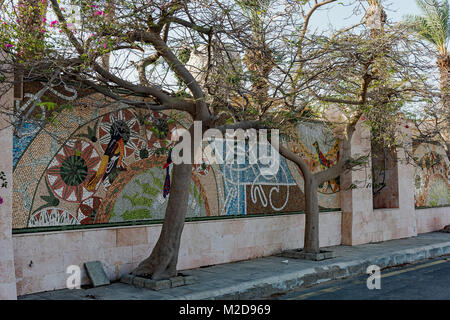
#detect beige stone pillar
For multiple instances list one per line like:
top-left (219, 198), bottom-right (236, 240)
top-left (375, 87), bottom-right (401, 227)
top-left (0, 51), bottom-right (17, 300)
top-left (340, 118), bottom-right (374, 245)
top-left (394, 125), bottom-right (417, 238)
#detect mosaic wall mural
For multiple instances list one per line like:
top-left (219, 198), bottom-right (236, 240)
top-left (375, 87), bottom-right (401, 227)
top-left (414, 143), bottom-right (450, 208)
top-left (12, 82), bottom-right (341, 230)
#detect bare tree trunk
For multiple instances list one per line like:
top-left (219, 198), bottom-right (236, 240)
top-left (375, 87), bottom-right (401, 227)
top-left (133, 163), bottom-right (192, 280)
top-left (303, 175), bottom-right (320, 253)
top-left (438, 56), bottom-right (450, 160)
top-left (278, 145), bottom-right (322, 254)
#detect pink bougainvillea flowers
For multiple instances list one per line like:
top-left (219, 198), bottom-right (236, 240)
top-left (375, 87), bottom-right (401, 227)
top-left (50, 20), bottom-right (59, 27)
top-left (94, 10), bottom-right (105, 16)
top-left (4, 43), bottom-right (13, 49)
top-left (0, 196), bottom-right (3, 205)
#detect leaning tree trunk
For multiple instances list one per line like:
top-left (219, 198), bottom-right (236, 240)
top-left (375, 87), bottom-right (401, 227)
top-left (437, 55), bottom-right (450, 160)
top-left (133, 163), bottom-right (192, 280)
top-left (303, 175), bottom-right (320, 254)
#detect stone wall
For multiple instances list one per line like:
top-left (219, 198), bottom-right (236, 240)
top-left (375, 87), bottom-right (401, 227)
top-left (12, 211), bottom-right (342, 296)
top-left (0, 52), bottom-right (17, 299)
top-left (1, 80), bottom-right (448, 299)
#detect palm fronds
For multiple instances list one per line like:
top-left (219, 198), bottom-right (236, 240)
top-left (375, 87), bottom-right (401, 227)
top-left (405, 0), bottom-right (449, 55)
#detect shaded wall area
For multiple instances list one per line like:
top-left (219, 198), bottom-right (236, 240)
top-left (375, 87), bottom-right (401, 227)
top-left (372, 145), bottom-right (399, 209)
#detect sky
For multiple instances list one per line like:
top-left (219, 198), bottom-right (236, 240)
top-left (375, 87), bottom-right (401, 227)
top-left (310, 0), bottom-right (422, 31)
top-left (109, 0), bottom-right (429, 85)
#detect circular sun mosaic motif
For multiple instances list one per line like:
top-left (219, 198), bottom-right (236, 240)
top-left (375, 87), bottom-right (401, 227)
top-left (46, 139), bottom-right (101, 202)
top-left (98, 109), bottom-right (141, 159)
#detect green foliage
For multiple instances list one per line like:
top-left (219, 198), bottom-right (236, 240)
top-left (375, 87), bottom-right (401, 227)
top-left (121, 208), bottom-right (151, 220)
top-left (190, 181), bottom-right (203, 205)
top-left (404, 0), bottom-right (449, 55)
top-left (147, 172), bottom-right (164, 191)
top-left (178, 47), bottom-right (191, 64)
top-left (123, 192), bottom-right (154, 207)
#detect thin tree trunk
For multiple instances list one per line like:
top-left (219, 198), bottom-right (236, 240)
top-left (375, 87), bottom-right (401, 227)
top-left (278, 145), bottom-right (322, 254)
top-left (133, 163), bottom-right (192, 280)
top-left (303, 175), bottom-right (320, 253)
top-left (438, 56), bottom-right (450, 160)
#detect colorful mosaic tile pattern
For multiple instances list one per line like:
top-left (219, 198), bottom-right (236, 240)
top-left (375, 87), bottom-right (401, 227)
top-left (12, 83), bottom-right (345, 230)
top-left (414, 143), bottom-right (450, 207)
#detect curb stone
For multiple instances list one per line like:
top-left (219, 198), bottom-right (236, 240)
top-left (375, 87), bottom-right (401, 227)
top-left (180, 241), bottom-right (450, 300)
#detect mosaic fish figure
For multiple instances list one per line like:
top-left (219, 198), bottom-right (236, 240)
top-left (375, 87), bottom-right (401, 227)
top-left (85, 123), bottom-right (126, 191)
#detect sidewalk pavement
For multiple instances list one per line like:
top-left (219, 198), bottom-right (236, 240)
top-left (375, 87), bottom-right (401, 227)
top-left (19, 232), bottom-right (450, 300)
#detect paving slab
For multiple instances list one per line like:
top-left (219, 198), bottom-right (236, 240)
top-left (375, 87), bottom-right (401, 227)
top-left (18, 232), bottom-right (450, 300)
top-left (84, 261), bottom-right (110, 287)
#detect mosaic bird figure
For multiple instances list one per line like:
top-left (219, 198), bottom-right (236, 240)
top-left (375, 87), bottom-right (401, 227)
top-left (313, 141), bottom-right (331, 169)
top-left (85, 123), bottom-right (126, 191)
top-left (313, 141), bottom-right (340, 193)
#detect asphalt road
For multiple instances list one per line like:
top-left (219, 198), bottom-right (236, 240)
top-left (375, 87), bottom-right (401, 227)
top-left (263, 256), bottom-right (450, 300)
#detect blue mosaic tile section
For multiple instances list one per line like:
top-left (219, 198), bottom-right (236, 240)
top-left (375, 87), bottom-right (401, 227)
top-left (217, 141), bottom-right (296, 215)
top-left (13, 122), bottom-right (40, 169)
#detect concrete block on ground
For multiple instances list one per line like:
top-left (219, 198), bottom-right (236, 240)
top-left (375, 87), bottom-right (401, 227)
top-left (170, 276), bottom-right (185, 288)
top-left (183, 275), bottom-right (197, 285)
top-left (279, 249), bottom-right (336, 261)
top-left (84, 261), bottom-right (110, 287)
top-left (132, 277), bottom-right (145, 288)
top-left (120, 274), bottom-right (134, 285)
top-left (144, 279), bottom-right (171, 291)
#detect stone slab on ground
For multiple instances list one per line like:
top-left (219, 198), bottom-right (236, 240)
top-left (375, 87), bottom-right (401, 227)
top-left (20, 232), bottom-right (450, 300)
top-left (84, 261), bottom-right (110, 287)
top-left (279, 249), bottom-right (336, 261)
top-left (120, 273), bottom-right (197, 291)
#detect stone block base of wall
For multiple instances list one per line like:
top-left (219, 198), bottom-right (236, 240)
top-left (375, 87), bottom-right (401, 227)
top-left (13, 211), bottom-right (342, 296)
top-left (416, 207), bottom-right (450, 234)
